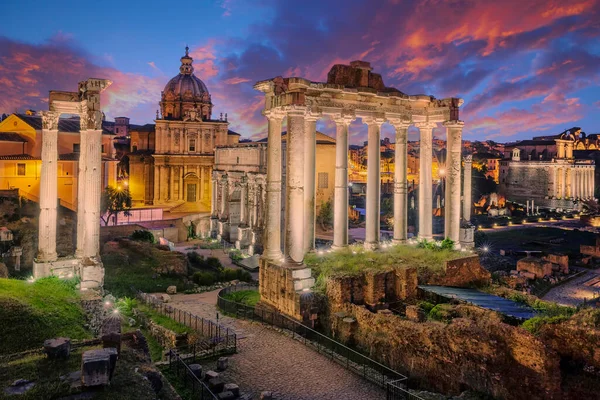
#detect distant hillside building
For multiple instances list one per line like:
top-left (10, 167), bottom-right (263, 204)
top-left (499, 127), bottom-right (596, 209)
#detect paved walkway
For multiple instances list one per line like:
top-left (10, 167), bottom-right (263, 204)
top-left (543, 268), bottom-right (600, 307)
top-left (168, 291), bottom-right (386, 400)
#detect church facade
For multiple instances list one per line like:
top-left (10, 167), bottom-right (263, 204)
top-left (128, 48), bottom-right (240, 213)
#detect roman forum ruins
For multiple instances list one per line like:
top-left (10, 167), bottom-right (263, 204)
top-left (33, 78), bottom-right (112, 290)
top-left (255, 61), bottom-right (469, 317)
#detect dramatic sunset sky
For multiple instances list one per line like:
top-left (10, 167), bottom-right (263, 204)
top-left (1, 0), bottom-right (599, 143)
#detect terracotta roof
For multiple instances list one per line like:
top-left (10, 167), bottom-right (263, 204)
top-left (129, 123), bottom-right (155, 132)
top-left (0, 132), bottom-right (27, 142)
top-left (14, 114), bottom-right (115, 135)
top-left (0, 154), bottom-right (39, 160)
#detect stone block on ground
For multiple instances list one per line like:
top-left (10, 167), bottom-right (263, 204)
top-left (217, 391), bottom-right (235, 400)
top-left (166, 285), bottom-right (177, 295)
top-left (0, 262), bottom-right (8, 278)
top-left (205, 370), bottom-right (219, 381)
top-left (101, 318), bottom-right (122, 354)
top-left (260, 391), bottom-right (273, 400)
top-left (217, 357), bottom-right (229, 371)
top-left (44, 337), bottom-right (71, 359)
top-left (159, 294), bottom-right (171, 303)
top-left (4, 379), bottom-right (35, 396)
top-left (81, 348), bottom-right (116, 387)
top-left (189, 364), bottom-right (203, 378)
top-left (517, 257), bottom-right (552, 279)
top-left (224, 383), bottom-right (240, 397)
top-left (208, 378), bottom-right (225, 393)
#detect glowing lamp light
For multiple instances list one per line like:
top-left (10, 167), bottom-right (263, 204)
top-left (318, 250), bottom-right (324, 255)
top-left (113, 309), bottom-right (119, 314)
top-left (105, 301), bottom-right (111, 306)
top-left (27, 277), bottom-right (35, 283)
top-left (483, 246), bottom-right (489, 252)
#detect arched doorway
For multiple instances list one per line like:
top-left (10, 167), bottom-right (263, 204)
top-left (184, 172), bottom-right (199, 202)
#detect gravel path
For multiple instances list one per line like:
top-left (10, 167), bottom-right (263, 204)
top-left (168, 291), bottom-right (386, 400)
top-left (542, 268), bottom-right (600, 306)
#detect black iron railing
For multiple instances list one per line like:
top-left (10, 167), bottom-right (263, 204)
top-left (168, 348), bottom-right (218, 400)
top-left (217, 284), bottom-right (425, 399)
top-left (135, 290), bottom-right (237, 356)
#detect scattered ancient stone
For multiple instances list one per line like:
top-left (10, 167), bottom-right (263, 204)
top-left (160, 294), bottom-right (171, 303)
top-left (208, 378), bottom-right (225, 393)
top-left (166, 285), bottom-right (177, 295)
top-left (224, 383), bottom-right (240, 396)
top-left (342, 317), bottom-right (356, 324)
top-left (260, 391), bottom-right (273, 400)
top-left (4, 379), bottom-right (35, 396)
top-left (405, 305), bottom-right (426, 322)
top-left (217, 356), bottom-right (229, 371)
top-left (143, 370), bottom-right (163, 394)
top-left (0, 262), bottom-right (8, 278)
top-left (217, 391), bottom-right (235, 400)
top-left (81, 348), bottom-right (116, 387)
top-left (44, 337), bottom-right (71, 359)
top-left (189, 363), bottom-right (203, 378)
top-left (101, 317), bottom-right (122, 354)
top-left (205, 370), bottom-right (219, 381)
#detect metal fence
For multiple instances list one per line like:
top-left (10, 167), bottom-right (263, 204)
top-left (136, 290), bottom-right (237, 356)
top-left (217, 284), bottom-right (425, 400)
top-left (168, 348), bottom-right (219, 400)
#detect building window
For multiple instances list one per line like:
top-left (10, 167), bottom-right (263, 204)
top-left (236, 157), bottom-right (240, 164)
top-left (101, 144), bottom-right (105, 153)
top-left (132, 145), bottom-right (138, 152)
top-left (17, 163), bottom-right (26, 176)
top-left (116, 127), bottom-right (119, 134)
top-left (189, 139), bottom-right (196, 152)
top-left (73, 143), bottom-right (80, 153)
top-left (318, 172), bottom-right (329, 189)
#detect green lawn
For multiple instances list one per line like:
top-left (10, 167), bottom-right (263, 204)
top-left (222, 289), bottom-right (260, 307)
top-left (305, 244), bottom-right (462, 291)
top-left (137, 304), bottom-right (192, 335)
top-left (0, 277), bottom-right (91, 355)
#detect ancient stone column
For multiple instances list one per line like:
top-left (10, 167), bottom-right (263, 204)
top-left (83, 123), bottom-right (103, 258)
top-left (211, 173), bottom-right (218, 216)
top-left (76, 124), bottom-right (88, 256)
top-left (443, 120), bottom-right (464, 245)
top-left (240, 176), bottom-right (247, 226)
top-left (303, 112), bottom-right (319, 253)
top-left (332, 114), bottom-right (353, 249)
top-left (590, 169), bottom-right (595, 198)
top-left (220, 175), bottom-right (228, 219)
top-left (463, 155), bottom-right (473, 222)
top-left (364, 116), bottom-right (385, 250)
top-left (553, 167), bottom-right (559, 198)
top-left (572, 169), bottom-right (577, 199)
top-left (169, 167), bottom-right (175, 201)
top-left (264, 110), bottom-right (285, 261)
top-left (285, 107), bottom-right (307, 265)
top-left (391, 121), bottom-right (410, 244)
top-left (562, 167), bottom-right (567, 199)
top-left (416, 122), bottom-right (436, 240)
top-left (38, 111), bottom-right (60, 262)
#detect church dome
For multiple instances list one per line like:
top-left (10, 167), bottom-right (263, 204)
top-left (159, 47), bottom-right (213, 120)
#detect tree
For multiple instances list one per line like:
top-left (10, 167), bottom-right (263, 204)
top-left (100, 185), bottom-right (132, 226)
top-left (316, 200), bottom-right (333, 230)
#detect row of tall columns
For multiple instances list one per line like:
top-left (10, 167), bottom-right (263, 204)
top-left (553, 166), bottom-right (595, 199)
top-left (417, 123), bottom-right (435, 240)
top-left (154, 165), bottom-right (210, 203)
top-left (210, 173), bottom-right (265, 228)
top-left (444, 121), bottom-right (465, 243)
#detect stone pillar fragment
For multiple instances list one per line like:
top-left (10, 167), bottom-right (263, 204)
top-left (264, 110), bottom-right (284, 261)
top-left (463, 155), bottom-right (473, 222)
top-left (364, 116), bottom-right (385, 250)
top-left (284, 108), bottom-right (306, 265)
top-left (240, 176), bottom-right (247, 226)
top-left (220, 175), bottom-right (228, 218)
top-left (38, 111), bottom-right (60, 262)
top-left (211, 174), bottom-right (218, 216)
top-left (303, 113), bottom-right (318, 253)
top-left (391, 121), bottom-right (410, 244)
top-left (333, 114), bottom-right (353, 249)
top-left (443, 120), bottom-right (464, 245)
top-left (76, 126), bottom-right (88, 255)
top-left (84, 128), bottom-right (103, 258)
top-left (416, 122), bottom-right (436, 240)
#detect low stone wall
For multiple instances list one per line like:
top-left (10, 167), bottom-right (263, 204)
top-left (426, 255), bottom-right (491, 287)
top-left (258, 258), bottom-right (307, 321)
top-left (100, 224), bottom-right (146, 243)
top-left (134, 309), bottom-right (188, 349)
top-left (329, 303), bottom-right (562, 400)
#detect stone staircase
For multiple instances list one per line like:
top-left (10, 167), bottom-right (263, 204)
top-left (169, 201), bottom-right (210, 214)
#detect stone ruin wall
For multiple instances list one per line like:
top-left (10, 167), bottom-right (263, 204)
top-left (425, 255), bottom-right (491, 287)
top-left (258, 259), bottom-right (304, 320)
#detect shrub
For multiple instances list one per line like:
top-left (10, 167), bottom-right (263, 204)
top-left (440, 238), bottom-right (454, 250)
top-left (428, 304), bottom-right (456, 322)
top-left (522, 315), bottom-right (570, 335)
top-left (130, 230), bottom-right (154, 243)
top-left (187, 251), bottom-right (204, 266)
top-left (218, 268), bottom-right (253, 283)
top-left (417, 301), bottom-right (435, 314)
top-left (229, 249), bottom-right (244, 262)
top-left (193, 271), bottom-right (215, 286)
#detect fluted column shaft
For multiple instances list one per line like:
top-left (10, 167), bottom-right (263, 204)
top-left (365, 117), bottom-right (384, 250)
top-left (84, 129), bottom-right (102, 258)
top-left (303, 115), bottom-right (318, 253)
top-left (38, 112), bottom-right (59, 262)
top-left (463, 155), bottom-right (473, 222)
top-left (444, 121), bottom-right (464, 244)
top-left (169, 167), bottom-right (175, 200)
top-left (264, 112), bottom-right (284, 260)
top-left (240, 178), bottom-right (247, 225)
top-left (591, 169), bottom-right (595, 198)
top-left (76, 130), bottom-right (88, 256)
top-left (285, 109), bottom-right (306, 265)
top-left (392, 122), bottom-right (409, 243)
top-left (572, 169), bottom-right (578, 198)
top-left (554, 167), bottom-right (559, 198)
top-left (562, 167), bottom-right (567, 198)
top-left (211, 174), bottom-right (218, 216)
top-left (333, 116), bottom-right (352, 248)
top-left (220, 177), bottom-right (228, 218)
top-left (417, 123), bottom-right (435, 240)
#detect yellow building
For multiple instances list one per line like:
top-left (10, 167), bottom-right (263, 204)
top-left (0, 113), bottom-right (118, 210)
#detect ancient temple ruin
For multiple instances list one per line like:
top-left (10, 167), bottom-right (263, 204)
top-left (254, 61), bottom-right (470, 319)
top-left (33, 78), bottom-right (112, 289)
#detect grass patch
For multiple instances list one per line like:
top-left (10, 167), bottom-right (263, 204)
top-left (522, 315), bottom-right (571, 334)
top-left (102, 239), bottom-right (188, 297)
top-left (137, 304), bottom-right (192, 335)
top-left (0, 277), bottom-right (91, 355)
top-left (222, 290), bottom-right (260, 307)
top-left (305, 244), bottom-right (462, 291)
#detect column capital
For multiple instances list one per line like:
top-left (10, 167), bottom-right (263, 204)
top-left (332, 113), bottom-right (354, 126)
top-left (414, 121), bottom-right (437, 130)
top-left (304, 109), bottom-right (321, 122)
top-left (263, 108), bottom-right (286, 121)
top-left (387, 118), bottom-right (411, 130)
top-left (40, 111), bottom-right (60, 130)
top-left (80, 110), bottom-right (103, 131)
top-left (281, 104), bottom-right (308, 116)
top-left (463, 154), bottom-right (473, 163)
top-left (362, 116), bottom-right (386, 127)
top-left (443, 120), bottom-right (465, 129)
